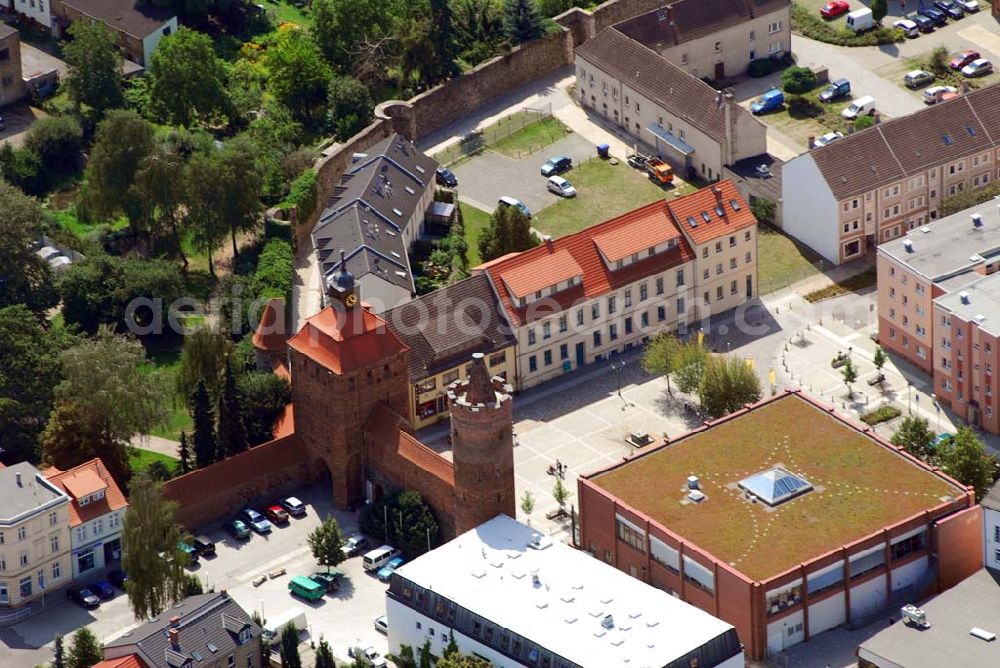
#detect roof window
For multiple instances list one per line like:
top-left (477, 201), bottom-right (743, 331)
top-left (943, 134), bottom-right (953, 145)
top-left (687, 215), bottom-right (698, 228)
top-left (700, 212), bottom-right (711, 223)
top-left (967, 126), bottom-right (976, 137)
top-left (730, 199), bottom-right (741, 210)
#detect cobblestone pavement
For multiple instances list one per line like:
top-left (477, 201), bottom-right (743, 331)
top-left (451, 132), bottom-right (598, 216)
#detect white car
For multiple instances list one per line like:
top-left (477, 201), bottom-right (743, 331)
top-left (923, 85), bottom-right (958, 104)
top-left (813, 131), bottom-right (844, 148)
top-left (348, 646), bottom-right (387, 668)
top-left (893, 18), bottom-right (919, 37)
top-left (955, 0), bottom-right (979, 11)
top-left (962, 58), bottom-right (993, 77)
top-left (374, 614), bottom-right (388, 634)
top-left (547, 175), bottom-right (577, 197)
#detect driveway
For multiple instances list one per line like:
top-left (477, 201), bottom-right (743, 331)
top-left (451, 132), bottom-right (597, 215)
top-left (0, 103), bottom-right (45, 148)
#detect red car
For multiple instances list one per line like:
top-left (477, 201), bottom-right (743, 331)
top-left (950, 51), bottom-right (981, 70)
top-left (265, 504), bottom-right (289, 525)
top-left (820, 0), bottom-right (849, 18)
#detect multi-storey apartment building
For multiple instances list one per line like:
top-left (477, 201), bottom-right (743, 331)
top-left (614, 0), bottom-right (791, 80)
top-left (44, 459), bottom-right (128, 580)
top-left (877, 200), bottom-right (1000, 434)
top-left (575, 29), bottom-right (767, 182)
top-left (0, 463), bottom-right (71, 611)
top-left (477, 181), bottom-right (757, 389)
top-left (0, 23), bottom-right (27, 107)
top-left (982, 479), bottom-right (1000, 570)
top-left (783, 84), bottom-right (1000, 264)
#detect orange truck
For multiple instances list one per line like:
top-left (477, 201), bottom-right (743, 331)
top-left (645, 158), bottom-right (674, 185)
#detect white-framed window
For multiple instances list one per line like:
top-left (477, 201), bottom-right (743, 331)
top-left (768, 20), bottom-right (783, 33)
top-left (19, 551), bottom-right (28, 567)
top-left (768, 41), bottom-right (783, 54)
top-left (49, 512), bottom-right (57, 527)
top-left (50, 535), bottom-right (59, 553)
top-left (76, 526), bottom-right (86, 542)
top-left (17, 527), bottom-right (26, 541)
top-left (52, 561), bottom-right (61, 580)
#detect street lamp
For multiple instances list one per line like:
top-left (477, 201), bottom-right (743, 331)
top-left (610, 360), bottom-right (628, 409)
top-left (907, 381), bottom-right (913, 414)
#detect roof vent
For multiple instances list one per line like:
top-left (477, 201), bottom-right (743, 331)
top-left (688, 490), bottom-right (706, 503)
top-left (687, 475), bottom-right (700, 490)
top-left (975, 314), bottom-right (985, 323)
top-left (972, 213), bottom-right (983, 228)
top-left (960, 291), bottom-right (970, 304)
top-left (602, 614), bottom-right (615, 629)
top-left (971, 627), bottom-right (996, 642)
top-left (15, 472), bottom-right (21, 487)
top-left (903, 239), bottom-right (914, 252)
top-left (920, 226), bottom-right (931, 233)
top-left (901, 604), bottom-right (929, 628)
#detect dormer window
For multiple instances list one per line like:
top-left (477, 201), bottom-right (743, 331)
top-left (631, 252), bottom-right (639, 263)
top-left (616, 260), bottom-right (623, 269)
top-left (239, 628), bottom-right (251, 644)
top-left (79, 496), bottom-right (90, 506)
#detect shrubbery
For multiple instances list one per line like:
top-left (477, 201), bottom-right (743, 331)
top-left (283, 168), bottom-right (317, 223)
top-left (748, 59), bottom-right (781, 78)
top-left (254, 238), bottom-right (293, 300)
top-left (792, 3), bottom-right (904, 46)
top-left (782, 66), bottom-right (817, 94)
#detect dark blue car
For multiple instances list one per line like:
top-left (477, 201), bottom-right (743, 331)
top-left (108, 570), bottom-right (127, 589)
top-left (919, 7), bottom-right (948, 25)
top-left (90, 581), bottom-right (115, 599)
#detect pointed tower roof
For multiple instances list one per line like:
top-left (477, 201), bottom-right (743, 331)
top-left (464, 352), bottom-right (495, 405)
top-left (251, 298), bottom-right (288, 353)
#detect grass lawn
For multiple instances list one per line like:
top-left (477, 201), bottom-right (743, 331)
top-left (128, 447), bottom-right (178, 473)
top-left (141, 342), bottom-right (192, 442)
top-left (805, 267), bottom-right (878, 302)
top-left (263, 0), bottom-right (313, 26)
top-left (591, 394), bottom-right (959, 580)
top-left (532, 159), bottom-right (695, 238)
top-left (754, 87), bottom-right (866, 146)
top-left (489, 116), bottom-right (570, 159)
top-left (460, 201), bottom-right (492, 267)
top-left (757, 223), bottom-right (827, 294)
top-left (51, 209), bottom-right (128, 238)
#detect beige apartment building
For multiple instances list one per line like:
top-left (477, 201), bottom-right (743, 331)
top-left (575, 28), bottom-right (768, 183)
top-left (877, 199), bottom-right (1000, 435)
top-left (478, 181), bottom-right (758, 389)
top-left (0, 463), bottom-right (71, 613)
top-left (783, 84), bottom-right (1000, 265)
top-left (614, 0), bottom-right (791, 81)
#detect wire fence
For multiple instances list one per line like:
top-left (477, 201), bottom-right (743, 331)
top-left (433, 104), bottom-right (557, 166)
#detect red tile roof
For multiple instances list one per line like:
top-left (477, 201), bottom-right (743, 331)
top-left (666, 180), bottom-right (755, 245)
top-left (251, 298), bottom-right (288, 353)
top-left (44, 458), bottom-right (128, 528)
top-left (478, 199), bottom-right (694, 327)
top-left (286, 305), bottom-right (410, 374)
top-left (500, 248), bottom-right (583, 298)
top-left (93, 656), bottom-right (146, 668)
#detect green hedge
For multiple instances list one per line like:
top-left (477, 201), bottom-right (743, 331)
top-left (283, 168), bottom-right (317, 223)
top-left (792, 3), bottom-right (904, 46)
top-left (254, 238), bottom-right (293, 301)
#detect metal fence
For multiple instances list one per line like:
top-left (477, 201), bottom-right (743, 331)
top-left (432, 104), bottom-right (556, 166)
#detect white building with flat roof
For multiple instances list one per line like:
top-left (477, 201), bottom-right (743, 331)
top-left (385, 515), bottom-right (744, 668)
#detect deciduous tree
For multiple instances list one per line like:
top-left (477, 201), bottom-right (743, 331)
top-left (308, 515), bottom-right (346, 573)
top-left (239, 372), bottom-right (292, 446)
top-left (552, 476), bottom-right (570, 512)
top-left (131, 144), bottom-right (188, 265)
top-left (63, 21), bottom-right (123, 116)
top-left (43, 401), bottom-right (127, 484)
top-left (939, 427), bottom-right (995, 500)
top-left (891, 415), bottom-right (934, 460)
top-left (148, 27), bottom-right (231, 127)
top-left (0, 180), bottom-right (58, 314)
top-left (698, 355), bottom-right (762, 419)
top-left (478, 205), bottom-right (537, 262)
top-left (359, 491), bottom-right (440, 558)
top-left (642, 333), bottom-right (681, 393)
top-left (183, 152), bottom-right (228, 276)
top-left (870, 0), bottom-right (888, 23)
top-left (67, 628), bottom-right (102, 668)
top-left (326, 75), bottom-right (373, 140)
top-left (519, 490), bottom-right (535, 524)
top-left (841, 357), bottom-right (857, 398)
top-left (122, 472), bottom-right (190, 620)
top-left (673, 339), bottom-right (708, 394)
top-left (24, 116), bottom-right (83, 172)
top-left (266, 31), bottom-right (332, 128)
top-left (80, 110), bottom-right (155, 224)
top-left (177, 328), bottom-right (232, 400)
top-left (279, 622), bottom-right (302, 668)
top-left (217, 137), bottom-right (263, 258)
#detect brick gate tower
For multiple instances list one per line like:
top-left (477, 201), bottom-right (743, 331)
top-left (447, 353), bottom-right (516, 535)
top-left (287, 252), bottom-right (410, 508)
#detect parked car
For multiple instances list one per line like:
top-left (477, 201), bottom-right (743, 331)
top-left (923, 85), bottom-right (958, 104)
top-left (497, 196), bottom-right (531, 218)
top-left (934, 0), bottom-right (964, 18)
top-left (288, 575), bottom-right (324, 601)
top-left (108, 570), bottom-right (127, 589)
top-left (904, 69), bottom-right (935, 88)
top-left (911, 13), bottom-right (935, 31)
top-left (265, 504), bottom-right (289, 525)
top-left (845, 7), bottom-right (874, 32)
top-left (754, 164), bottom-right (773, 179)
top-left (547, 175), bottom-right (576, 197)
top-left (919, 7), bottom-right (948, 26)
top-left (374, 615), bottom-right (388, 634)
top-left (67, 586), bottom-right (100, 609)
top-left (309, 570), bottom-right (343, 593)
top-left (348, 647), bottom-right (387, 668)
top-left (813, 131), bottom-right (844, 148)
top-left (342, 533), bottom-right (371, 558)
top-left (377, 556), bottom-right (406, 582)
top-left (893, 18), bottom-right (919, 37)
top-left (950, 50), bottom-right (981, 69)
top-left (225, 518), bottom-right (251, 539)
top-left (962, 58), bottom-right (993, 77)
top-left (179, 541), bottom-right (199, 564)
top-left (238, 508), bottom-right (272, 534)
top-left (955, 0), bottom-right (979, 11)
top-left (540, 155), bottom-right (572, 176)
top-left (90, 581), bottom-right (115, 600)
top-left (820, 0), bottom-right (849, 17)
top-left (751, 88), bottom-right (784, 115)
top-left (626, 154), bottom-right (647, 169)
top-left (281, 496), bottom-right (307, 518)
top-left (193, 535), bottom-right (216, 557)
top-left (841, 95), bottom-right (876, 119)
top-left (434, 167), bottom-right (457, 187)
top-left (818, 78), bottom-right (851, 102)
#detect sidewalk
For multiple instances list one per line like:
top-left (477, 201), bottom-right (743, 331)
top-left (130, 434), bottom-right (180, 459)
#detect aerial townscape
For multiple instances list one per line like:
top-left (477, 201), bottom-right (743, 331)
top-left (6, 0), bottom-right (1000, 666)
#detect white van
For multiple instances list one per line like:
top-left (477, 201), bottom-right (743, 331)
top-left (841, 95), bottom-right (876, 120)
top-left (262, 607), bottom-right (307, 646)
top-left (363, 545), bottom-right (402, 572)
top-left (845, 8), bottom-right (874, 33)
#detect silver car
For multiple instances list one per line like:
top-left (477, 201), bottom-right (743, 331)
top-left (547, 175), bottom-right (577, 198)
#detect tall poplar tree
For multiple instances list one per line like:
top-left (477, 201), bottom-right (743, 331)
top-left (217, 359), bottom-right (248, 458)
top-left (190, 379), bottom-right (218, 467)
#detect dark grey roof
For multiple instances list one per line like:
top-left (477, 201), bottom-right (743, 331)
top-left (383, 274), bottom-right (516, 382)
top-left (57, 0), bottom-right (174, 39)
top-left (0, 463), bottom-right (68, 524)
top-left (725, 153), bottom-right (783, 204)
top-left (105, 592), bottom-right (260, 668)
top-left (313, 133), bottom-right (436, 296)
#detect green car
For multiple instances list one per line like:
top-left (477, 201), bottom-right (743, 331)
top-left (309, 570), bottom-right (343, 593)
top-left (225, 519), bottom-right (251, 540)
top-left (289, 575), bottom-right (324, 601)
top-left (178, 541), bottom-right (199, 565)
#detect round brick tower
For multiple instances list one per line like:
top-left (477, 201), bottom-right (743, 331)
top-left (447, 352), bottom-right (516, 535)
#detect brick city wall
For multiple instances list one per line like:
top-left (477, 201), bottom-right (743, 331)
top-left (162, 435), bottom-right (315, 529)
top-left (364, 445), bottom-right (457, 539)
top-left (934, 503), bottom-right (983, 591)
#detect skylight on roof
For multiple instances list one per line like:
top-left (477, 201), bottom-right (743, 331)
top-left (715, 206), bottom-right (724, 217)
top-left (738, 467), bottom-right (813, 506)
top-left (730, 199), bottom-right (741, 211)
top-left (687, 215), bottom-right (698, 228)
top-left (943, 134), bottom-right (954, 145)
top-left (967, 126), bottom-right (976, 137)
top-left (700, 211), bottom-right (711, 223)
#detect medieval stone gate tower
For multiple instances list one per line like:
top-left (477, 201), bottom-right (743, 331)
top-left (447, 353), bottom-right (516, 535)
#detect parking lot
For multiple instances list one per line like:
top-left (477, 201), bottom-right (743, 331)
top-left (1, 486), bottom-right (390, 668)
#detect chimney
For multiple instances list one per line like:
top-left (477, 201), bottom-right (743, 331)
top-left (808, 135), bottom-right (815, 149)
top-left (169, 628), bottom-right (180, 650)
top-left (220, 589), bottom-right (228, 598)
top-left (15, 472), bottom-right (21, 487)
top-left (712, 185), bottom-right (724, 208)
top-left (170, 616), bottom-right (180, 627)
top-left (545, 237), bottom-right (554, 252)
top-left (723, 91), bottom-right (735, 165)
